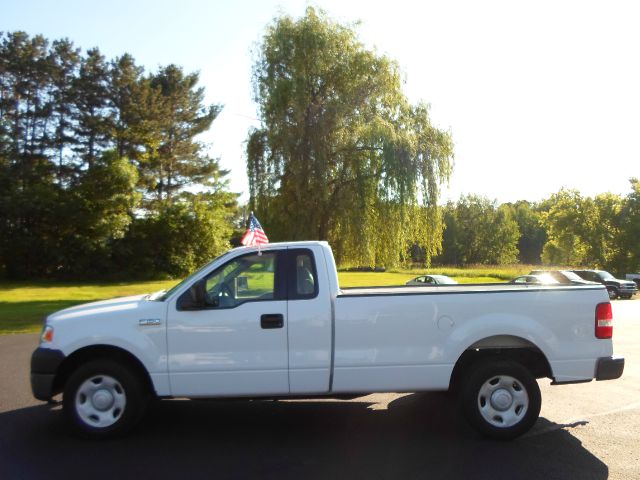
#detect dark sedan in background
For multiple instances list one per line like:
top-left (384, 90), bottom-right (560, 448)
top-left (529, 270), bottom-right (599, 286)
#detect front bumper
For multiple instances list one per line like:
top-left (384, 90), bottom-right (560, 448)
top-left (595, 356), bottom-right (625, 381)
top-left (619, 288), bottom-right (637, 296)
top-left (30, 348), bottom-right (66, 401)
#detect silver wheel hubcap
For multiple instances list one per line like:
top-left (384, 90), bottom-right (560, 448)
top-left (75, 375), bottom-right (126, 428)
top-left (92, 389), bottom-right (114, 410)
top-left (478, 375), bottom-right (529, 428)
top-left (491, 389), bottom-right (513, 410)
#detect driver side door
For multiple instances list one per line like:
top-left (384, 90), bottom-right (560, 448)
top-left (167, 250), bottom-right (289, 397)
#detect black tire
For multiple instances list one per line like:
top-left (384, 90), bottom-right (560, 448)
top-left (461, 360), bottom-right (541, 440)
top-left (608, 287), bottom-right (619, 300)
top-left (63, 359), bottom-right (148, 439)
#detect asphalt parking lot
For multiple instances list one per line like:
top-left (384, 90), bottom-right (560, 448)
top-left (0, 299), bottom-right (638, 480)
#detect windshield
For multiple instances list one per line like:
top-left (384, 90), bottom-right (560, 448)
top-left (597, 271), bottom-right (616, 281)
top-left (432, 275), bottom-right (457, 284)
top-left (561, 271), bottom-right (585, 282)
top-left (150, 250), bottom-right (236, 301)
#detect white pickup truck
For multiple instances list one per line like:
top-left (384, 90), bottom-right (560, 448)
top-left (31, 241), bottom-right (624, 439)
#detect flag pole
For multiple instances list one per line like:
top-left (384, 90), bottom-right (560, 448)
top-left (251, 211), bottom-right (263, 255)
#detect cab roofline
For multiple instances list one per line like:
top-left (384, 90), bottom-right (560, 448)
top-left (233, 240), bottom-right (328, 251)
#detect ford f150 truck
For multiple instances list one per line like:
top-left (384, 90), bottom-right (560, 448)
top-left (31, 241), bottom-right (624, 439)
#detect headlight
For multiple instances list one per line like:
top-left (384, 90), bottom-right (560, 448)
top-left (40, 325), bottom-right (54, 343)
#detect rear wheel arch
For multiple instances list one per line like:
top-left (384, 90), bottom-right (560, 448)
top-left (449, 336), bottom-right (552, 391)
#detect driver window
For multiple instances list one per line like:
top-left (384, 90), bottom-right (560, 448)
top-left (205, 253), bottom-right (276, 308)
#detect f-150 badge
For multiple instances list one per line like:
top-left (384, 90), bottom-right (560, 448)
top-left (138, 318), bottom-right (161, 326)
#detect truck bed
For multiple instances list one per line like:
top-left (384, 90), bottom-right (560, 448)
top-left (339, 283), bottom-right (604, 296)
top-left (332, 282), bottom-right (611, 393)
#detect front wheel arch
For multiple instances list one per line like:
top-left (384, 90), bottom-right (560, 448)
top-left (53, 345), bottom-right (155, 399)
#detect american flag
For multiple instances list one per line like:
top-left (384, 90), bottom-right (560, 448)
top-left (241, 213), bottom-right (269, 246)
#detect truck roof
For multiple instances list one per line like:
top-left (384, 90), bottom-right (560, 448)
top-left (232, 240), bottom-right (329, 252)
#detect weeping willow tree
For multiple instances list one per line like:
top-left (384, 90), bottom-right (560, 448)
top-left (247, 7), bottom-right (453, 267)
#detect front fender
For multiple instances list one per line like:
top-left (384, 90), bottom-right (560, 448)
top-left (44, 301), bottom-right (170, 395)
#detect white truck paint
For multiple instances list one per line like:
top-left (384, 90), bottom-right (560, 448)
top-left (30, 241), bottom-right (624, 439)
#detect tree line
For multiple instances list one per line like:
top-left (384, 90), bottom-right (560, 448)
top-left (434, 184), bottom-right (640, 275)
top-left (0, 31), bottom-right (237, 279)
top-left (2, 9), bottom-right (639, 281)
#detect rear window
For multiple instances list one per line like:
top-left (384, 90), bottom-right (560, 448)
top-left (295, 253), bottom-right (316, 296)
top-left (289, 249), bottom-right (319, 300)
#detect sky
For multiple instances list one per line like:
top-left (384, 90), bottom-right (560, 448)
top-left (3, 0), bottom-right (639, 204)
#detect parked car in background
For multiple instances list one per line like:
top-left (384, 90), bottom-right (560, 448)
top-left (530, 270), bottom-right (599, 286)
top-left (406, 274), bottom-right (458, 285)
top-left (625, 274), bottom-right (640, 288)
top-left (572, 270), bottom-right (638, 300)
top-left (510, 274), bottom-right (560, 285)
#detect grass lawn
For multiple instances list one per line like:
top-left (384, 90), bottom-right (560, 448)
top-left (0, 280), bottom-right (176, 334)
top-left (0, 265), bottom-right (530, 334)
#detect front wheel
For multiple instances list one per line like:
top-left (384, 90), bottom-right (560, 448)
top-left (63, 359), bottom-right (147, 438)
top-left (608, 287), bottom-right (618, 300)
top-left (461, 360), bottom-right (541, 440)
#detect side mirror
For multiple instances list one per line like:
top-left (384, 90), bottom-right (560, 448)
top-left (191, 279), bottom-right (206, 306)
top-left (178, 278), bottom-right (208, 310)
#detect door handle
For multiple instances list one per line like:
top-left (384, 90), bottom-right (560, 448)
top-left (261, 314), bottom-right (284, 329)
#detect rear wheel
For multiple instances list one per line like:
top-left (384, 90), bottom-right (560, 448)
top-left (63, 359), bottom-right (147, 438)
top-left (461, 360), bottom-right (541, 440)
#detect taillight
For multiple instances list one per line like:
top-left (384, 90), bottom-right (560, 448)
top-left (595, 302), bottom-right (613, 339)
